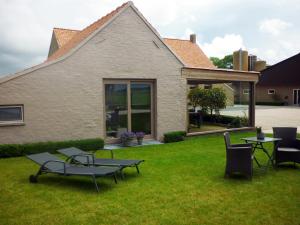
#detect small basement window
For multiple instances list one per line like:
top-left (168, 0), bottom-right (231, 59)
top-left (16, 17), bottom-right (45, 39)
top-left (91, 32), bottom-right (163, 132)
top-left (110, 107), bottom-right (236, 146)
top-left (243, 89), bottom-right (250, 94)
top-left (268, 89), bottom-right (275, 95)
top-left (0, 105), bottom-right (24, 124)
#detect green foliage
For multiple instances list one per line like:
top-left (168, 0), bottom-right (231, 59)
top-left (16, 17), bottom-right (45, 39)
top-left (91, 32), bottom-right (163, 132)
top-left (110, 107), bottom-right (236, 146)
top-left (256, 127), bottom-right (262, 133)
top-left (188, 88), bottom-right (207, 111)
top-left (163, 131), bottom-right (186, 143)
top-left (188, 87), bottom-right (226, 115)
top-left (210, 54), bottom-right (233, 69)
top-left (0, 132), bottom-right (300, 224)
top-left (0, 138), bottom-right (104, 158)
top-left (230, 117), bottom-right (242, 128)
top-left (202, 114), bottom-right (249, 128)
top-left (256, 102), bottom-right (285, 106)
top-left (206, 88), bottom-right (227, 115)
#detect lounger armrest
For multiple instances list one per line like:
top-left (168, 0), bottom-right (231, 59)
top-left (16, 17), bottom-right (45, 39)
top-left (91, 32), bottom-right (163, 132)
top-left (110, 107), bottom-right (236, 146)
top-left (68, 153), bottom-right (95, 166)
top-left (42, 160), bottom-right (66, 174)
top-left (231, 143), bottom-right (253, 148)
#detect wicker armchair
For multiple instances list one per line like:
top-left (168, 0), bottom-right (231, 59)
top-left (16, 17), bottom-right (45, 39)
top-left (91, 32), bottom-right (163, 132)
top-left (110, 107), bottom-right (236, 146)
top-left (273, 127), bottom-right (300, 166)
top-left (224, 132), bottom-right (253, 179)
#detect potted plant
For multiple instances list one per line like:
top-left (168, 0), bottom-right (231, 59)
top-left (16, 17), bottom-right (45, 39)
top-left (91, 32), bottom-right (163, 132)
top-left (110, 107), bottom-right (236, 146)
top-left (120, 131), bottom-right (135, 147)
top-left (256, 127), bottom-right (265, 140)
top-left (136, 132), bottom-right (145, 145)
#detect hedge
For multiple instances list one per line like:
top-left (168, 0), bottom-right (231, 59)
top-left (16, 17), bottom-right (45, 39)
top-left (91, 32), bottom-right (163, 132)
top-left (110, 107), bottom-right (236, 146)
top-left (256, 102), bottom-right (285, 106)
top-left (201, 114), bottom-right (249, 128)
top-left (164, 131), bottom-right (186, 143)
top-left (0, 138), bottom-right (104, 158)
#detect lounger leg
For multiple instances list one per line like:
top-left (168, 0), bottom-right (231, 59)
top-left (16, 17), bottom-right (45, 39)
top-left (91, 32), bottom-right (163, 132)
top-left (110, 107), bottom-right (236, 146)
top-left (135, 165), bottom-right (140, 174)
top-left (113, 173), bottom-right (118, 184)
top-left (120, 169), bottom-right (125, 180)
top-left (29, 168), bottom-right (42, 183)
top-left (91, 175), bottom-right (99, 192)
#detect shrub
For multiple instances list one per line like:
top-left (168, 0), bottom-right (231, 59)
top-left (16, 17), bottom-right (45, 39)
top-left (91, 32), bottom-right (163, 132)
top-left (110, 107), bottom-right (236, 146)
top-left (0, 138), bottom-right (104, 158)
top-left (256, 102), bottom-right (285, 106)
top-left (164, 131), bottom-right (186, 143)
top-left (230, 117), bottom-right (241, 128)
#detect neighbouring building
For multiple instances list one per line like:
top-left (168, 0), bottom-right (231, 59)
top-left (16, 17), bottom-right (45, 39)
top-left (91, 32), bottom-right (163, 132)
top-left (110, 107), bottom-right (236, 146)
top-left (232, 49), bottom-right (266, 104)
top-left (0, 1), bottom-right (259, 144)
top-left (256, 53), bottom-right (300, 106)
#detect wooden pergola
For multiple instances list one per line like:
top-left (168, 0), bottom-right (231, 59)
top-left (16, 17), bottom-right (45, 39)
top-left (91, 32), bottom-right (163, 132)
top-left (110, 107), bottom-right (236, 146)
top-left (182, 66), bottom-right (260, 134)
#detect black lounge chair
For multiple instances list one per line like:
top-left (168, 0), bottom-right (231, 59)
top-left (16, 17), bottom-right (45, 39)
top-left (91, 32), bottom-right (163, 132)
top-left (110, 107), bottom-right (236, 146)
top-left (26, 152), bottom-right (120, 192)
top-left (224, 132), bottom-right (253, 179)
top-left (273, 127), bottom-right (300, 166)
top-left (57, 147), bottom-right (144, 176)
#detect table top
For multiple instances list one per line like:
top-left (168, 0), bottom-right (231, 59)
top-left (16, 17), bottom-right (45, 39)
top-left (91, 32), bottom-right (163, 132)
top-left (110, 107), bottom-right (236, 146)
top-left (241, 137), bottom-right (282, 143)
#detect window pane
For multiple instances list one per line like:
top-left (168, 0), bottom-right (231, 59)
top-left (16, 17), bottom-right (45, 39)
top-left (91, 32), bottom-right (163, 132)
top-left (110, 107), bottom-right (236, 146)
top-left (0, 107), bottom-right (22, 122)
top-left (105, 84), bottom-right (128, 138)
top-left (131, 83), bottom-right (151, 134)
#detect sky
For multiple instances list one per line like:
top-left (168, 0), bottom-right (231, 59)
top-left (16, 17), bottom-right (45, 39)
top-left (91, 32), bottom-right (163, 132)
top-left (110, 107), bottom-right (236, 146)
top-left (0, 0), bottom-right (300, 76)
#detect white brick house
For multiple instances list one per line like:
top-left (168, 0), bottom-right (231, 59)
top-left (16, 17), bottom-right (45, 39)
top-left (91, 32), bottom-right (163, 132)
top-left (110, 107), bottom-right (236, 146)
top-left (0, 2), bottom-right (258, 144)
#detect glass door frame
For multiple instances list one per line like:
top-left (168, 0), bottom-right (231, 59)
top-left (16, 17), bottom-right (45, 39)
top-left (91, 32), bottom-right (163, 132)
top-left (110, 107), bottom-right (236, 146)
top-left (293, 89), bottom-right (300, 105)
top-left (103, 79), bottom-right (155, 142)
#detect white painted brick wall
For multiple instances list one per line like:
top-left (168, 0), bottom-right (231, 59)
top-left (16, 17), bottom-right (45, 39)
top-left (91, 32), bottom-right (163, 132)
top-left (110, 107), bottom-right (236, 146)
top-left (0, 7), bottom-right (187, 144)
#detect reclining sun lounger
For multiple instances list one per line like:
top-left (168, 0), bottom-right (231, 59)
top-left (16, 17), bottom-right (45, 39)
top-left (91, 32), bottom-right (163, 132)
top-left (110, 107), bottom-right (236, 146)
top-left (26, 152), bottom-right (120, 192)
top-left (57, 147), bottom-right (144, 175)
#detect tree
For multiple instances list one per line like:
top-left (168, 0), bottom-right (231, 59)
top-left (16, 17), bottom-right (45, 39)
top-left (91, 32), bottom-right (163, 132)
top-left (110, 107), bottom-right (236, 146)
top-left (188, 88), bottom-right (208, 112)
top-left (210, 54), bottom-right (233, 69)
top-left (206, 88), bottom-right (227, 115)
top-left (188, 88), bottom-right (200, 111)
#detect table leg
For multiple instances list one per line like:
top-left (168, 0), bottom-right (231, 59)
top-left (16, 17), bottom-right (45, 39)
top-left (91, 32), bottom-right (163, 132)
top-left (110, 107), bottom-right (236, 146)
top-left (251, 142), bottom-right (261, 167)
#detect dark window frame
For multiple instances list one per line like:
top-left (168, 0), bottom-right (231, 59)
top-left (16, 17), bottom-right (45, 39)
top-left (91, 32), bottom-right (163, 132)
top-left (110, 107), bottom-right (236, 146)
top-left (0, 105), bottom-right (24, 124)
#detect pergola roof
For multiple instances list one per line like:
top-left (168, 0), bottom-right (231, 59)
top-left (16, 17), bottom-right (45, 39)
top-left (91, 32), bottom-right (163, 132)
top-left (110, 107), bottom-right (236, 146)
top-left (182, 66), bottom-right (260, 83)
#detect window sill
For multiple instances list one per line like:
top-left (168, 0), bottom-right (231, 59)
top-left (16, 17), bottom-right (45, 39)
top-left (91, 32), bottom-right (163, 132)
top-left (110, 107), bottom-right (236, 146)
top-left (0, 122), bottom-right (25, 127)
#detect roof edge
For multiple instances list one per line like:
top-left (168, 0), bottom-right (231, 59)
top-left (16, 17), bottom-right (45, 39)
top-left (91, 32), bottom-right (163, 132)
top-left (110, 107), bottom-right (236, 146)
top-left (129, 4), bottom-right (185, 66)
top-left (0, 2), bottom-right (132, 85)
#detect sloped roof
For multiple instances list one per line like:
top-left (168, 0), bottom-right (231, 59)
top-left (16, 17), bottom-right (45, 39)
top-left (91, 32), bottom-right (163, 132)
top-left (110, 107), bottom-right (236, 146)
top-left (163, 38), bottom-right (215, 69)
top-left (51, 30), bottom-right (214, 68)
top-left (258, 52), bottom-right (300, 86)
top-left (47, 1), bottom-right (130, 62)
top-left (53, 28), bottom-right (79, 48)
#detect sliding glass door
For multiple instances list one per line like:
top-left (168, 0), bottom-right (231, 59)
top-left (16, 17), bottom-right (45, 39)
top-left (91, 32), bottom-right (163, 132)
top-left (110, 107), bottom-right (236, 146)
top-left (131, 83), bottom-right (152, 134)
top-left (105, 83), bottom-right (128, 138)
top-left (105, 81), bottom-right (153, 139)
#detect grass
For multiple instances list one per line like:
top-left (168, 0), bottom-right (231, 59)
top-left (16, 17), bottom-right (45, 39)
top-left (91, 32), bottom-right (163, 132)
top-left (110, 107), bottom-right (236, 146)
top-left (0, 132), bottom-right (300, 225)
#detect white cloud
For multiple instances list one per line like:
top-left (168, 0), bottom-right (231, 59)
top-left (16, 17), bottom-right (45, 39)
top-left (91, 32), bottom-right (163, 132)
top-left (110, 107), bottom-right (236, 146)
top-left (259, 18), bottom-right (292, 36)
top-left (199, 34), bottom-right (245, 58)
top-left (0, 0), bottom-right (299, 75)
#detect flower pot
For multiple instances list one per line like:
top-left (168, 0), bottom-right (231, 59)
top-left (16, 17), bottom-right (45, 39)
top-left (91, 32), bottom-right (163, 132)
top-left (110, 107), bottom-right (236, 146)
top-left (137, 138), bottom-right (143, 145)
top-left (257, 132), bottom-right (265, 140)
top-left (121, 139), bottom-right (132, 147)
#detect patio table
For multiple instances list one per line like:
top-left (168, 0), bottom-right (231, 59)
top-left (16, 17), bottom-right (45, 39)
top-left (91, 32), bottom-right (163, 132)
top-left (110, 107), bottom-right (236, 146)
top-left (241, 137), bottom-right (282, 170)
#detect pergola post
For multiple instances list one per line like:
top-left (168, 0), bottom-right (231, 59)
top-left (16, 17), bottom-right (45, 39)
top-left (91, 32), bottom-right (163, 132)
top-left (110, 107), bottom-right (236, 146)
top-left (249, 82), bottom-right (256, 127)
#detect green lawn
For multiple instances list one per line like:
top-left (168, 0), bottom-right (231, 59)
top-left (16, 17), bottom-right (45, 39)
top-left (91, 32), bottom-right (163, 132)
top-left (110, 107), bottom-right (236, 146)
top-left (0, 132), bottom-right (299, 225)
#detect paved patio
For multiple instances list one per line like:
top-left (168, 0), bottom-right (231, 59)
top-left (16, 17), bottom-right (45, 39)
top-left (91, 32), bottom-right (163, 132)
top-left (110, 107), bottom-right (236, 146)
top-left (255, 106), bottom-right (300, 133)
top-left (221, 105), bottom-right (300, 132)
